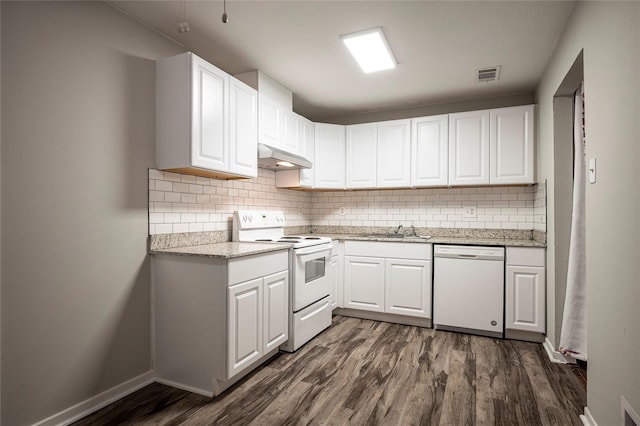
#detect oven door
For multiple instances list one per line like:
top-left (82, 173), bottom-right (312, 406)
top-left (293, 243), bottom-right (333, 312)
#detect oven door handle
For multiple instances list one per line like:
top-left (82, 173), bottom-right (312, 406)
top-left (294, 244), bottom-right (332, 257)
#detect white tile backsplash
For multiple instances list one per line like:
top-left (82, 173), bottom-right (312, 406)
top-left (148, 168), bottom-right (547, 235)
top-left (310, 185), bottom-right (539, 230)
top-left (148, 168), bottom-right (311, 235)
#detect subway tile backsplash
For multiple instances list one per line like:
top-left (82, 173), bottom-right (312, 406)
top-left (148, 168), bottom-right (311, 235)
top-left (149, 168), bottom-right (546, 235)
top-left (311, 186), bottom-right (539, 230)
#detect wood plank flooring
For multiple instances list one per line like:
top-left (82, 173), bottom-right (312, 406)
top-left (73, 316), bottom-right (586, 425)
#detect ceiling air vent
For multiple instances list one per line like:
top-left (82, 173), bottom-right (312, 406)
top-left (477, 66), bottom-right (501, 83)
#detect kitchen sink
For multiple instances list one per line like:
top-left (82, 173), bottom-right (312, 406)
top-left (356, 233), bottom-right (431, 240)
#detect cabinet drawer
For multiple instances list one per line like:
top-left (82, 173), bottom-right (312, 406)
top-left (507, 247), bottom-right (545, 267)
top-left (228, 250), bottom-right (288, 286)
top-left (345, 241), bottom-right (431, 260)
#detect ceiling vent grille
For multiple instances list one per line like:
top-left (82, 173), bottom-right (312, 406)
top-left (477, 66), bottom-right (501, 83)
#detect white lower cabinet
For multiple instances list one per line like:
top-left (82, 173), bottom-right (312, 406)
top-left (385, 259), bottom-right (431, 318)
top-left (227, 277), bottom-right (263, 377)
top-left (506, 247), bottom-right (545, 335)
top-left (228, 270), bottom-right (289, 377)
top-left (153, 250), bottom-right (288, 397)
top-left (343, 241), bottom-right (432, 320)
top-left (263, 271), bottom-right (289, 351)
top-left (344, 256), bottom-right (385, 312)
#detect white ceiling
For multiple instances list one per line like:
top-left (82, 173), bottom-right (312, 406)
top-left (109, 0), bottom-right (574, 121)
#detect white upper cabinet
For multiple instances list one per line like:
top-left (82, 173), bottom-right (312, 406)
top-left (235, 71), bottom-right (297, 155)
top-left (274, 115), bottom-right (314, 188)
top-left (490, 105), bottom-right (535, 184)
top-left (228, 77), bottom-right (258, 177)
top-left (314, 123), bottom-right (346, 189)
top-left (282, 110), bottom-right (300, 155)
top-left (298, 116), bottom-right (315, 187)
top-left (190, 55), bottom-right (228, 171)
top-left (258, 95), bottom-right (282, 148)
top-left (346, 123), bottom-right (378, 189)
top-left (449, 109), bottom-right (490, 185)
top-left (411, 114), bottom-right (449, 187)
top-left (377, 119), bottom-right (411, 188)
top-left (156, 52), bottom-right (257, 179)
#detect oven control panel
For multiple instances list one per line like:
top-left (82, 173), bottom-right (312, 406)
top-left (234, 210), bottom-right (285, 229)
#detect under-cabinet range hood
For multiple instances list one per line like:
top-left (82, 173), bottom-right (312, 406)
top-left (257, 143), bottom-right (312, 170)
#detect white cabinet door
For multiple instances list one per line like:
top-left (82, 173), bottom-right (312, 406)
top-left (299, 116), bottom-right (315, 187)
top-left (314, 123), bottom-right (345, 189)
top-left (449, 110), bottom-right (490, 185)
top-left (344, 256), bottom-right (385, 312)
top-left (259, 95), bottom-right (282, 148)
top-left (191, 54), bottom-right (229, 171)
top-left (506, 265), bottom-right (545, 333)
top-left (282, 111), bottom-right (300, 155)
top-left (490, 105), bottom-right (535, 184)
top-left (263, 271), bottom-right (289, 351)
top-left (385, 259), bottom-right (431, 318)
top-left (227, 277), bottom-right (263, 378)
top-left (346, 123), bottom-right (378, 188)
top-left (228, 77), bottom-right (258, 177)
top-left (411, 115), bottom-right (448, 187)
top-left (377, 119), bottom-right (411, 188)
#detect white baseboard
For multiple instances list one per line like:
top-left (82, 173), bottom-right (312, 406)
top-left (32, 370), bottom-right (155, 426)
top-left (580, 406), bottom-right (597, 426)
top-left (543, 337), bottom-right (575, 364)
top-left (622, 396), bottom-right (640, 426)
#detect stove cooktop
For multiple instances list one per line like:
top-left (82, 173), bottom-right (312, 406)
top-left (251, 235), bottom-right (331, 248)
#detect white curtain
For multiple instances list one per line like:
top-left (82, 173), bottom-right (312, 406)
top-left (560, 83), bottom-right (587, 361)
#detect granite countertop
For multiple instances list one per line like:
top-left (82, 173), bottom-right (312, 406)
top-left (317, 234), bottom-right (545, 248)
top-left (150, 242), bottom-right (290, 259)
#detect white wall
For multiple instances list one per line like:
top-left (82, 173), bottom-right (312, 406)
top-left (536, 1), bottom-right (640, 424)
top-left (1, 2), bottom-right (181, 425)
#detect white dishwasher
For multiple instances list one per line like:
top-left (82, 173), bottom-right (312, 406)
top-left (433, 245), bottom-right (505, 338)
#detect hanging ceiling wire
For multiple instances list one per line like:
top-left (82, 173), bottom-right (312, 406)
top-left (222, 0), bottom-right (229, 23)
top-left (178, 0), bottom-right (190, 33)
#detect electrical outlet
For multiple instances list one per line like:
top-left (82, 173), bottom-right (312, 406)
top-left (463, 207), bottom-right (477, 219)
top-left (339, 207), bottom-right (346, 216)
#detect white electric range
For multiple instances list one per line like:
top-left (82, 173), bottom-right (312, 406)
top-left (233, 210), bottom-right (333, 352)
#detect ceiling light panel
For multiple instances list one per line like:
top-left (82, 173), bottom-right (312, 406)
top-left (340, 27), bottom-right (397, 74)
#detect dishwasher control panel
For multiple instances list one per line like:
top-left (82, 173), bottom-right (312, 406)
top-left (434, 245), bottom-right (504, 260)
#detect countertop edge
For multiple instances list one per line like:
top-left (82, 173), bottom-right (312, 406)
top-left (322, 234), bottom-right (546, 247)
top-left (150, 242), bottom-right (291, 259)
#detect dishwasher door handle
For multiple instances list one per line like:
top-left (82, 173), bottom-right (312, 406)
top-left (457, 254), bottom-right (478, 258)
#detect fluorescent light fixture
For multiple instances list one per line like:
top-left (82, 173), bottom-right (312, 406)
top-left (340, 27), bottom-right (397, 73)
top-left (276, 161), bottom-right (295, 168)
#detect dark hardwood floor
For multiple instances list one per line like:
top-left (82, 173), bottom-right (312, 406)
top-left (74, 316), bottom-right (586, 425)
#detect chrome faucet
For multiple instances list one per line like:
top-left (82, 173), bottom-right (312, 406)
top-left (394, 224), bottom-right (404, 235)
top-left (409, 224), bottom-right (417, 236)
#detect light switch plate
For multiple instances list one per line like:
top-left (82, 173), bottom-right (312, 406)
top-left (589, 158), bottom-right (597, 184)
